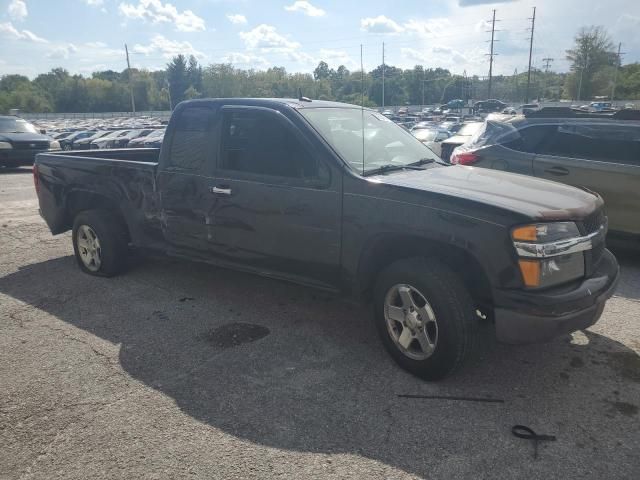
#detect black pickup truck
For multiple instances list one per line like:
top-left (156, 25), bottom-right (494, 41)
top-left (34, 98), bottom-right (619, 380)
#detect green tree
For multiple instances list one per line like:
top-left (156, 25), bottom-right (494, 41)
top-left (565, 26), bottom-right (616, 100)
top-left (167, 55), bottom-right (189, 107)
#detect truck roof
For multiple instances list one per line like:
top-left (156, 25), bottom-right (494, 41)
top-left (179, 98), bottom-right (366, 110)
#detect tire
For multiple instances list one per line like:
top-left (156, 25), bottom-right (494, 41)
top-left (72, 210), bottom-right (129, 277)
top-left (373, 257), bottom-right (478, 380)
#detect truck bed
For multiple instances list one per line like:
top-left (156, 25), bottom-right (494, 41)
top-left (35, 148), bottom-right (160, 237)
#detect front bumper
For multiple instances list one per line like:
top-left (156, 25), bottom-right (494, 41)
top-left (494, 249), bottom-right (619, 344)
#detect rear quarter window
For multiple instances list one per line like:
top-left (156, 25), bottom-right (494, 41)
top-left (168, 106), bottom-right (215, 171)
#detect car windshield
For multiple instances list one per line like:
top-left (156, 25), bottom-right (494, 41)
top-left (300, 107), bottom-right (440, 174)
top-left (0, 117), bottom-right (38, 134)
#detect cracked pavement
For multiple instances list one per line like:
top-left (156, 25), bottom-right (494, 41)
top-left (1, 168), bottom-right (639, 479)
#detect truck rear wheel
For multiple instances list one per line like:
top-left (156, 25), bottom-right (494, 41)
top-left (373, 257), bottom-right (478, 380)
top-left (72, 210), bottom-right (128, 277)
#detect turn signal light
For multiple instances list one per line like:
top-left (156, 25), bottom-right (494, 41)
top-left (512, 225), bottom-right (538, 242)
top-left (518, 259), bottom-right (541, 288)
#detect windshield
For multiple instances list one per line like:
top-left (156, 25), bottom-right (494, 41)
top-left (300, 107), bottom-right (440, 174)
top-left (0, 117), bottom-right (38, 134)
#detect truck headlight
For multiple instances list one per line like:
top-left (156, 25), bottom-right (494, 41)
top-left (49, 140), bottom-right (61, 150)
top-left (0, 141), bottom-right (12, 149)
top-left (511, 222), bottom-right (588, 289)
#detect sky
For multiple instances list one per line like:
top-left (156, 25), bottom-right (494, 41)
top-left (0, 0), bottom-right (638, 78)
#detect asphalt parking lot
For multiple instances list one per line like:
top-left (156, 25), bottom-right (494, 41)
top-left (1, 167), bottom-right (638, 479)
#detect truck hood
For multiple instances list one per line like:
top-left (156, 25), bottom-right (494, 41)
top-left (0, 132), bottom-right (51, 143)
top-left (372, 165), bottom-right (601, 221)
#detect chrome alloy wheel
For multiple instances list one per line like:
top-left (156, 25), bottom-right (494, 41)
top-left (384, 284), bottom-right (439, 360)
top-left (76, 225), bottom-right (102, 272)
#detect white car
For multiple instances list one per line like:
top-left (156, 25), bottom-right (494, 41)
top-left (411, 128), bottom-right (450, 157)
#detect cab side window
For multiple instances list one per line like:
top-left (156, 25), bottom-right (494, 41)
top-left (168, 106), bottom-right (214, 171)
top-left (220, 109), bottom-right (323, 180)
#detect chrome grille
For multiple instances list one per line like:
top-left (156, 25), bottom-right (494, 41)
top-left (581, 210), bottom-right (605, 235)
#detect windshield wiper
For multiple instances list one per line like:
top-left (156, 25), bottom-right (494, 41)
top-left (363, 164), bottom-right (426, 176)
top-left (410, 157), bottom-right (449, 167)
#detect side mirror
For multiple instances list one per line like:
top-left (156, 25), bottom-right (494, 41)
top-left (40, 129), bottom-right (46, 134)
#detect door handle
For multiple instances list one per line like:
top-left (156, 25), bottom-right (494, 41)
top-left (210, 186), bottom-right (232, 195)
top-left (544, 166), bottom-right (569, 176)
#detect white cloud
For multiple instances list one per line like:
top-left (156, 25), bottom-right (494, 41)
top-left (84, 0), bottom-right (104, 5)
top-left (118, 0), bottom-right (205, 32)
top-left (85, 41), bottom-right (108, 48)
top-left (360, 15), bottom-right (404, 34)
top-left (221, 52), bottom-right (269, 68)
top-left (8, 0), bottom-right (28, 21)
top-left (47, 43), bottom-right (79, 60)
top-left (0, 22), bottom-right (48, 43)
top-left (403, 18), bottom-right (453, 38)
top-left (284, 1), bottom-right (325, 17)
top-left (239, 24), bottom-right (300, 51)
top-left (226, 14), bottom-right (247, 25)
top-left (318, 49), bottom-right (357, 69)
top-left (132, 34), bottom-right (205, 59)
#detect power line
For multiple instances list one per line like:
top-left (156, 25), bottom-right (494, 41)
top-left (542, 57), bottom-right (554, 72)
top-left (525, 6), bottom-right (536, 103)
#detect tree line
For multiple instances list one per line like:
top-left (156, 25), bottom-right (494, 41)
top-left (1, 26), bottom-right (638, 114)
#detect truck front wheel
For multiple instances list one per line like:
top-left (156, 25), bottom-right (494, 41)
top-left (72, 210), bottom-right (128, 277)
top-left (373, 257), bottom-right (478, 380)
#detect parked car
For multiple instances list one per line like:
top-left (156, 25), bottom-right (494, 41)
top-left (128, 129), bottom-right (164, 148)
top-left (59, 130), bottom-right (97, 151)
top-left (73, 131), bottom-right (112, 150)
top-left (35, 98), bottom-right (618, 381)
top-left (143, 129), bottom-right (165, 148)
top-left (410, 127), bottom-right (450, 157)
top-left (445, 99), bottom-right (465, 110)
top-left (589, 102), bottom-right (614, 112)
top-left (0, 115), bottom-right (60, 167)
top-left (52, 131), bottom-right (73, 140)
top-left (450, 108), bottom-right (640, 235)
top-left (438, 121), bottom-right (462, 134)
top-left (91, 130), bottom-right (130, 149)
top-left (411, 121), bottom-right (437, 131)
top-left (474, 99), bottom-right (508, 113)
top-left (109, 129), bottom-right (155, 149)
top-left (439, 122), bottom-right (484, 162)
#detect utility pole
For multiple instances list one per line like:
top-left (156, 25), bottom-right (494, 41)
top-left (542, 57), bottom-right (553, 101)
top-left (382, 42), bottom-right (385, 109)
top-left (422, 68), bottom-right (425, 108)
top-left (577, 53), bottom-right (589, 102)
top-left (513, 68), bottom-right (519, 102)
top-left (486, 9), bottom-right (499, 99)
top-left (525, 6), bottom-right (536, 103)
top-left (125, 44), bottom-right (136, 114)
top-left (360, 44), bottom-right (364, 108)
top-left (611, 42), bottom-right (624, 102)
